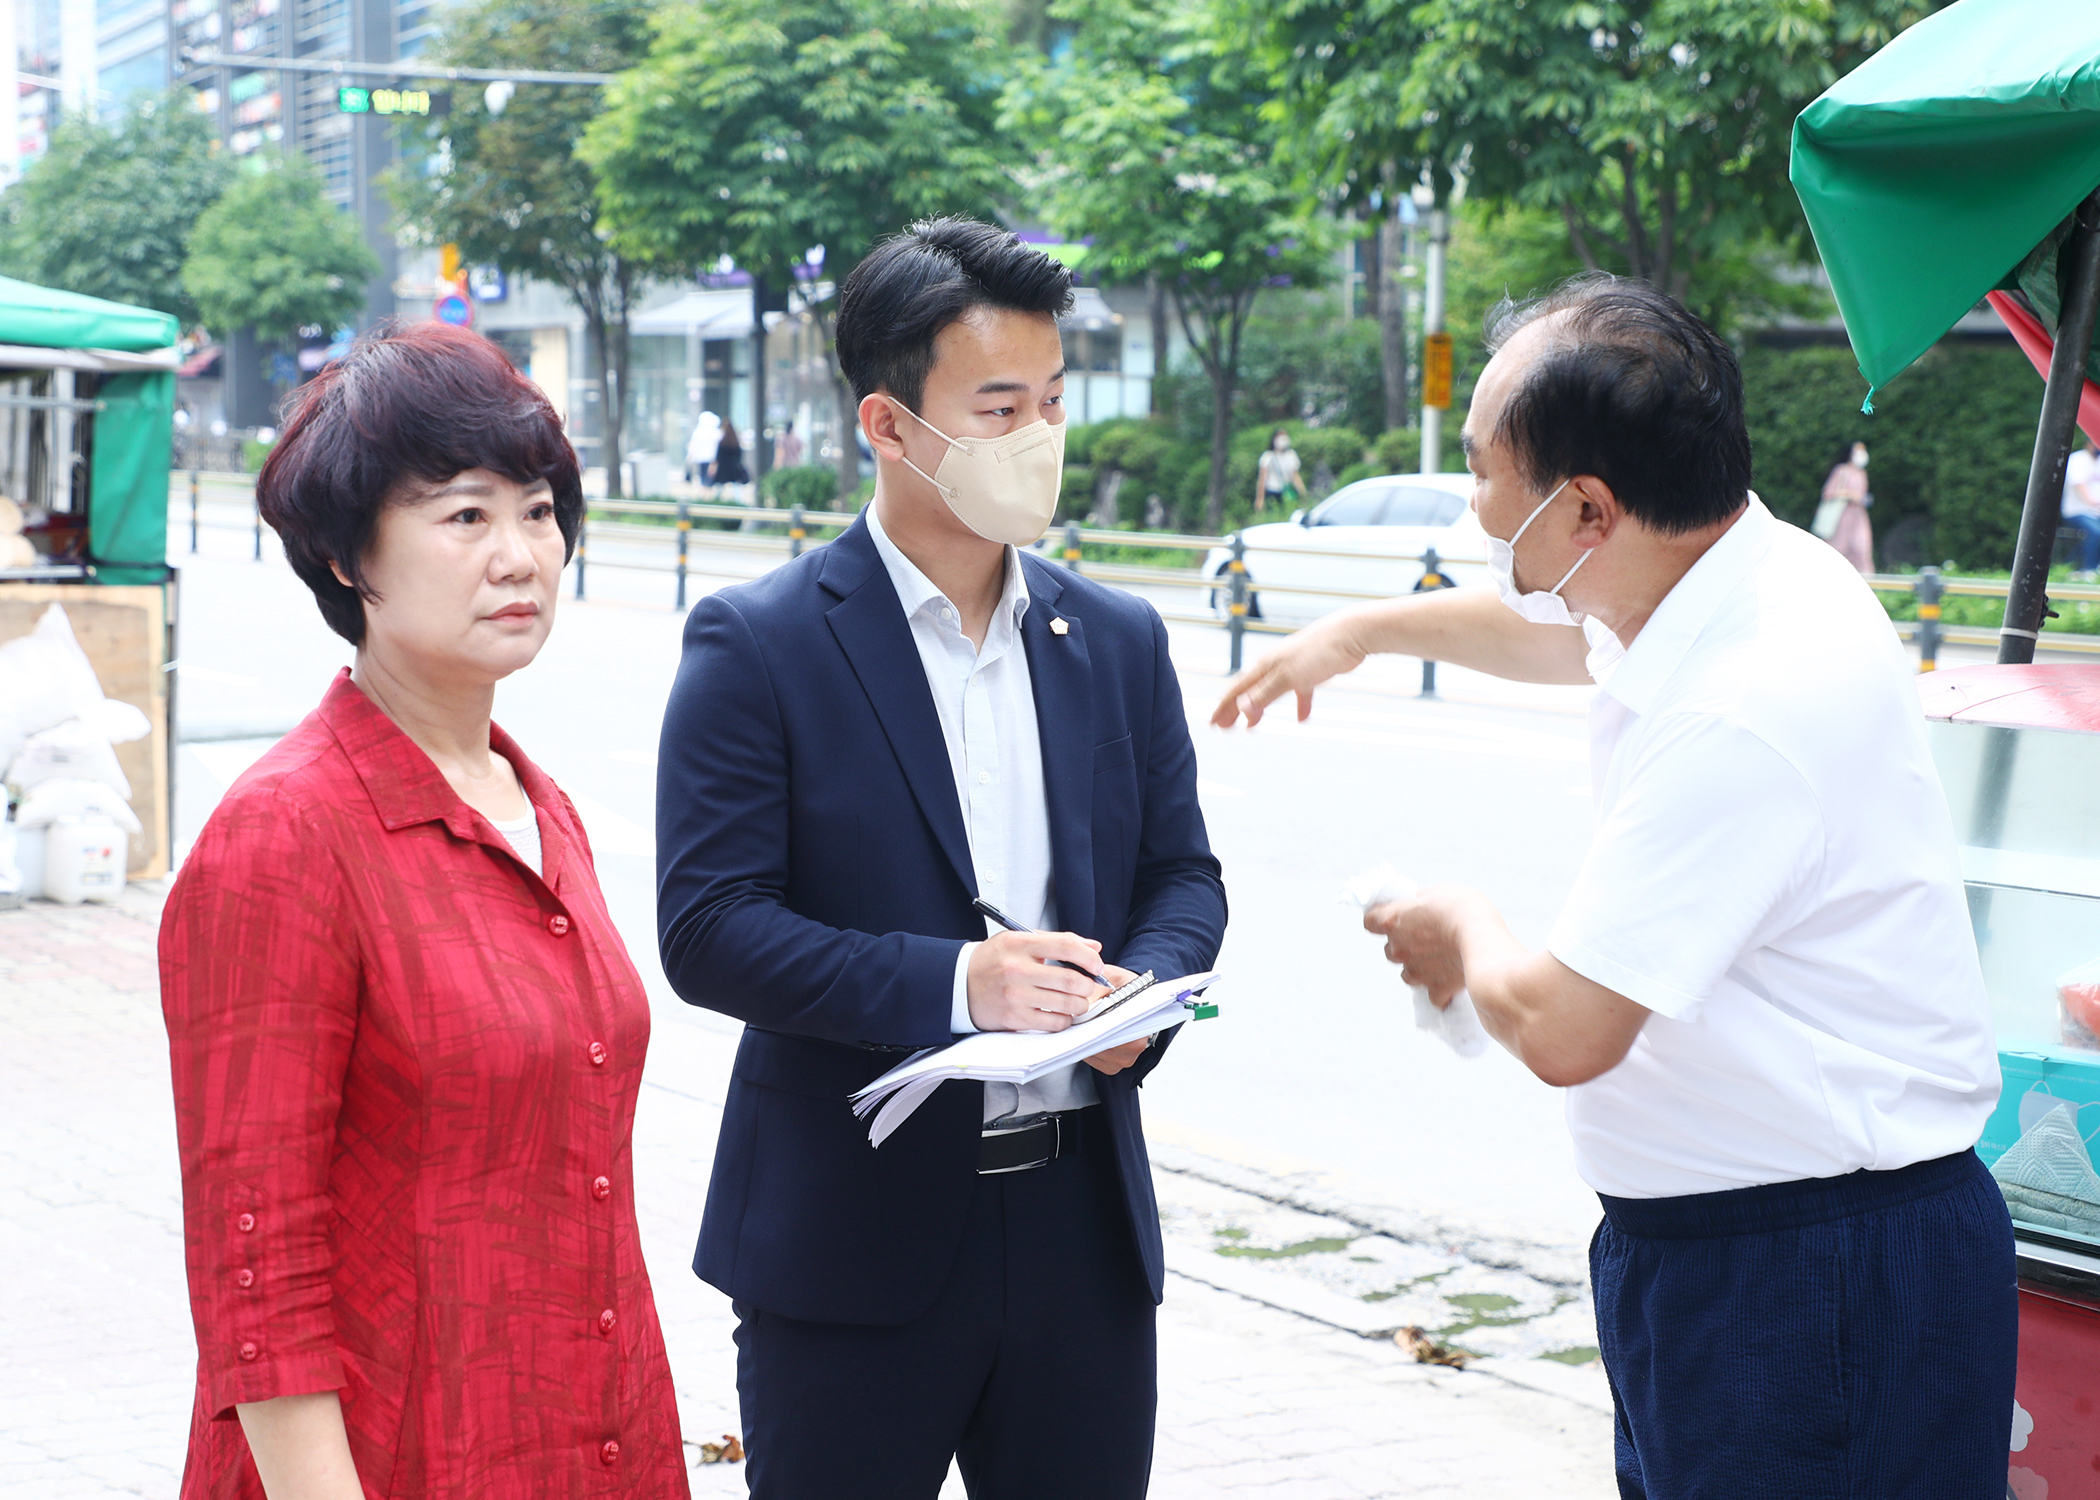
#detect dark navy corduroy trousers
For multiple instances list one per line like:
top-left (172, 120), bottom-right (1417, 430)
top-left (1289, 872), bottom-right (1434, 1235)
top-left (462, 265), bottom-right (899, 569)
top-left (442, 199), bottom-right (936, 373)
top-left (1592, 1149), bottom-right (2017, 1500)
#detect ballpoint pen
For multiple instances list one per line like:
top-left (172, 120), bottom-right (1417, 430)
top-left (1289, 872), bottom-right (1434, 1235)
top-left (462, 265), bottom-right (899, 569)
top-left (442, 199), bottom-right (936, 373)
top-left (969, 896), bottom-right (1113, 988)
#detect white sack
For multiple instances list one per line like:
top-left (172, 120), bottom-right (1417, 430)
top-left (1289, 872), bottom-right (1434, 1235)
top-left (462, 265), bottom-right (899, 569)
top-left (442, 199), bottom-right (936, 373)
top-left (0, 605), bottom-right (106, 771)
top-left (8, 718), bottom-right (132, 800)
top-left (14, 776), bottom-right (142, 835)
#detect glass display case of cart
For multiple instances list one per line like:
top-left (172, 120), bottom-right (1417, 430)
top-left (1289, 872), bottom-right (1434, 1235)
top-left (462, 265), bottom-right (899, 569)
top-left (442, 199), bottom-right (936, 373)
top-left (1922, 666), bottom-right (2100, 1268)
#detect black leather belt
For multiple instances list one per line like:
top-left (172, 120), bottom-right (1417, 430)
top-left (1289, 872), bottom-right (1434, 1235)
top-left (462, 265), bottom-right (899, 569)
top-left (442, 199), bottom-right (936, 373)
top-left (978, 1108), bottom-right (1089, 1175)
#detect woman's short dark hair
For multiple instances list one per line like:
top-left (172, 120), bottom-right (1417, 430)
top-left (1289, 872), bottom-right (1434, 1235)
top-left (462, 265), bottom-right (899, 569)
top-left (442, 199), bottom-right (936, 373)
top-left (835, 217), bottom-right (1074, 411)
top-left (257, 321), bottom-right (582, 645)
top-left (1484, 274), bottom-right (1751, 535)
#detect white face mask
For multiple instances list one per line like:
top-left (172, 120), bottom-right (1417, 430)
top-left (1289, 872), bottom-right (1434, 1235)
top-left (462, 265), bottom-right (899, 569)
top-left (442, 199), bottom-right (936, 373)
top-left (1486, 478), bottom-right (1590, 626)
top-left (893, 402), bottom-right (1066, 546)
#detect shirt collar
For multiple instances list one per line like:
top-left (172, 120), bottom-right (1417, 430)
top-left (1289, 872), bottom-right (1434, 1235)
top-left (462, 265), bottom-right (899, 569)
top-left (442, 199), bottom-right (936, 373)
top-left (315, 668), bottom-right (572, 887)
top-left (864, 497), bottom-right (1031, 636)
top-left (1592, 494), bottom-right (1776, 717)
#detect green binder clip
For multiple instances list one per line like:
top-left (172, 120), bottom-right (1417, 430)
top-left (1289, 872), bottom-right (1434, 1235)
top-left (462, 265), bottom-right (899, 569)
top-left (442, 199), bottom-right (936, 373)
top-left (1190, 1002), bottom-right (1219, 1021)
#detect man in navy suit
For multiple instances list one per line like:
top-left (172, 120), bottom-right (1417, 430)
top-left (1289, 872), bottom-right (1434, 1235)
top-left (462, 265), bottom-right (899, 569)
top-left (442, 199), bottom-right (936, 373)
top-left (656, 218), bottom-right (1227, 1499)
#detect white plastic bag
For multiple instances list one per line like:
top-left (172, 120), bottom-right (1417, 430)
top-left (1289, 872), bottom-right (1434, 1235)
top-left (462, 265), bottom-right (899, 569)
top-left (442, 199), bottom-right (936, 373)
top-left (1342, 863), bottom-right (1491, 1058)
top-left (0, 604), bottom-right (106, 772)
top-left (8, 718), bottom-right (132, 799)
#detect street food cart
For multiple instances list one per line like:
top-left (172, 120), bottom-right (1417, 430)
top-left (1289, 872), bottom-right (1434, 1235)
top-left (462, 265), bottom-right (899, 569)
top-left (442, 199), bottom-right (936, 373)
top-left (0, 275), bottom-right (180, 878)
top-left (1793, 1), bottom-right (2100, 1490)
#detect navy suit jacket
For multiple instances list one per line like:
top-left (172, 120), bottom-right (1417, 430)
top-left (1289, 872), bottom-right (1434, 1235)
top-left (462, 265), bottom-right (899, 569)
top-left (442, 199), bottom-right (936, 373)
top-left (656, 516), bottom-right (1227, 1327)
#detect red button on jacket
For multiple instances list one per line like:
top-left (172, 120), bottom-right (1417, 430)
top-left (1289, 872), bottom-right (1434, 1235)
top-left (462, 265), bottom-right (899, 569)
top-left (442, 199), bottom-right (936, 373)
top-left (162, 672), bottom-right (689, 1500)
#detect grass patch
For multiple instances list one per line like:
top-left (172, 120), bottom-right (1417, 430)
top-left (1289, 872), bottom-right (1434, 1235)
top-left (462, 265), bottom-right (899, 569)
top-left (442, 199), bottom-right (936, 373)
top-left (1214, 1236), bottom-right (1357, 1260)
top-left (1538, 1345), bottom-right (1601, 1366)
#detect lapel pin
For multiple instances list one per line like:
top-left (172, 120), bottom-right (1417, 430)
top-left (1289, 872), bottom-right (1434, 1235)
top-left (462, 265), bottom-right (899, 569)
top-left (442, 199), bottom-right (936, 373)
top-left (1050, 617), bottom-right (1069, 636)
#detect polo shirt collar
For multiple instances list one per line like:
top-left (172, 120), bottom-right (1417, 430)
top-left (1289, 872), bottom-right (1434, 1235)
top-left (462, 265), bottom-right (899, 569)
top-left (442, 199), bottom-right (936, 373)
top-left (864, 497), bottom-right (1031, 638)
top-left (1594, 494), bottom-right (1776, 717)
top-left (315, 668), bottom-right (572, 889)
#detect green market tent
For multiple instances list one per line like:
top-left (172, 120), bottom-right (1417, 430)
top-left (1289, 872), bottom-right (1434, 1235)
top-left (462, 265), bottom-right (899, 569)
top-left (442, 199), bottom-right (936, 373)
top-left (0, 276), bottom-right (180, 584)
top-left (1790, 0), bottom-right (2100, 403)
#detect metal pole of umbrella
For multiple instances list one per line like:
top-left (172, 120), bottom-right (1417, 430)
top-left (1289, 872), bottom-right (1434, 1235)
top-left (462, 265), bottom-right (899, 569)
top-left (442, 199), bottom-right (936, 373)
top-left (2002, 186), bottom-right (2100, 665)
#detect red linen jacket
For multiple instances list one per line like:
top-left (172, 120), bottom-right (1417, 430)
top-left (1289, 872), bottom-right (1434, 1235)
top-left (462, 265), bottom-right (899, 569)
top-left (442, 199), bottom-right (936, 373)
top-left (160, 671), bottom-right (688, 1499)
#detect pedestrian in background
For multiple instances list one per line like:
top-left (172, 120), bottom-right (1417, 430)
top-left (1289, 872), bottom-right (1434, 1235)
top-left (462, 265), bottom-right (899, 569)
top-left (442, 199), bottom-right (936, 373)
top-left (710, 421), bottom-right (750, 492)
top-left (160, 323), bottom-right (688, 1500)
top-left (1255, 427), bottom-right (1301, 514)
top-left (1216, 276), bottom-right (2010, 1500)
top-left (1815, 439), bottom-right (1875, 573)
top-left (775, 419), bottom-right (804, 469)
top-left (685, 408), bottom-right (722, 487)
top-left (2062, 430), bottom-right (2100, 579)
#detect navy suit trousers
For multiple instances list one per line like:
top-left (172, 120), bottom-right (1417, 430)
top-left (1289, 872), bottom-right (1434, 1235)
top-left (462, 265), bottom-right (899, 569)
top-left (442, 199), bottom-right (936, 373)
top-left (733, 1112), bottom-right (1157, 1499)
top-left (1592, 1149), bottom-right (2017, 1500)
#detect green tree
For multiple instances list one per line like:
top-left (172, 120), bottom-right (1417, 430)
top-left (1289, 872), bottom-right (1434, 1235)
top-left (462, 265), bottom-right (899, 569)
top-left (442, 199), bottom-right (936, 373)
top-left (1400, 0), bottom-right (1930, 332)
top-left (389, 0), bottom-right (655, 496)
top-left (1006, 0), bottom-right (1334, 531)
top-left (584, 0), bottom-right (1015, 501)
top-left (0, 91), bottom-right (233, 323)
top-left (1240, 0), bottom-right (1433, 430)
top-left (182, 156), bottom-right (379, 359)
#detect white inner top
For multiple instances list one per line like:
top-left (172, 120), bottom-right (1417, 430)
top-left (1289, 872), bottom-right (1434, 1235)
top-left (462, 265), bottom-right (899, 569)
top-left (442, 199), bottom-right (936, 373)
top-left (865, 501), bottom-right (1099, 1124)
top-left (1551, 497), bottom-right (1999, 1198)
top-left (489, 801), bottom-right (542, 878)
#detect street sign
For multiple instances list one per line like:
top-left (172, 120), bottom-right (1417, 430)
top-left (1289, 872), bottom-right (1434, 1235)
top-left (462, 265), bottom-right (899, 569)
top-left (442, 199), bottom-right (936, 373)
top-left (1423, 331), bottom-right (1454, 411)
top-left (337, 85), bottom-right (435, 116)
top-left (433, 293), bottom-right (474, 327)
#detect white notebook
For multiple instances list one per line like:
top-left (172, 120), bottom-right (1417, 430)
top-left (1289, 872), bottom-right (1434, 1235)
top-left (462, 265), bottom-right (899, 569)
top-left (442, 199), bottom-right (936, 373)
top-left (850, 970), bottom-right (1221, 1146)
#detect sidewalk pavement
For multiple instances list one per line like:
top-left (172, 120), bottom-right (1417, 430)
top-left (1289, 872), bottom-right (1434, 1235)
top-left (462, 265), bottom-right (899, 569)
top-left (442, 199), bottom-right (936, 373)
top-left (1, 887), bottom-right (1615, 1499)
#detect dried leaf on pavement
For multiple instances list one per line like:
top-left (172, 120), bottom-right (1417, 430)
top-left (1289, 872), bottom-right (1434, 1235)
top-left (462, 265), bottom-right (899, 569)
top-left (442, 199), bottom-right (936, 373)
top-left (697, 1434), bottom-right (745, 1464)
top-left (1396, 1325), bottom-right (1470, 1368)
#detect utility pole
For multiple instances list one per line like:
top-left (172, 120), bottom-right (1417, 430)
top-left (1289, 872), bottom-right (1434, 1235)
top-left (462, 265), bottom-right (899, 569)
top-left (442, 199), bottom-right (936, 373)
top-left (1419, 187), bottom-right (1450, 476)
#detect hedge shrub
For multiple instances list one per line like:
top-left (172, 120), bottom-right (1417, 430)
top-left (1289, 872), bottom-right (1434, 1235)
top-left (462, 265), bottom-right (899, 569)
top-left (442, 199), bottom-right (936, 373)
top-left (760, 464), bottom-right (846, 511)
top-left (1742, 340), bottom-right (2044, 571)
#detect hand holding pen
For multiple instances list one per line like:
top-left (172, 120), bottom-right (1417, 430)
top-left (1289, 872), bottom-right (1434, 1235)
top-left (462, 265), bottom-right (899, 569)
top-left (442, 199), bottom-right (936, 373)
top-left (965, 897), bottom-right (1129, 1033)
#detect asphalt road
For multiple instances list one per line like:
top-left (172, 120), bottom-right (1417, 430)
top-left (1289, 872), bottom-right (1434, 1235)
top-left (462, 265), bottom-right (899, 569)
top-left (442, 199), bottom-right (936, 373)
top-left (171, 517), bottom-right (1614, 1247)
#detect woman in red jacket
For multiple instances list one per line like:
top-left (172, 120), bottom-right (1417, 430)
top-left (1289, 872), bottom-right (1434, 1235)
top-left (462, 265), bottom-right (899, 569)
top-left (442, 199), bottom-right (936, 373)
top-left (161, 323), bottom-right (689, 1499)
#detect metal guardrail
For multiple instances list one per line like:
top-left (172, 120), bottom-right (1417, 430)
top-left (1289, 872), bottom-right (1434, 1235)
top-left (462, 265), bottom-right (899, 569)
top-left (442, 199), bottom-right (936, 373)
top-left (175, 473), bottom-right (2100, 673)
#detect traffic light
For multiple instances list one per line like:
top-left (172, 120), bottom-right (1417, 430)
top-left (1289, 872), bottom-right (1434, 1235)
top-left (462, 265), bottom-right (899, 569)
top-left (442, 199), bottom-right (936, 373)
top-left (336, 85), bottom-right (438, 116)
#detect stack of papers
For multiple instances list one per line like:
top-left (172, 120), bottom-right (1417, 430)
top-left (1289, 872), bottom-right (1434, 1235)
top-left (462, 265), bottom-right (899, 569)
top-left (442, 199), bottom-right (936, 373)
top-left (851, 971), bottom-right (1221, 1146)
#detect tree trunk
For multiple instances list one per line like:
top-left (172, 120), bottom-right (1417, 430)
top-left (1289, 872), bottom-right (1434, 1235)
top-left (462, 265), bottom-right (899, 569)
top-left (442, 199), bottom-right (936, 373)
top-left (585, 305), bottom-right (624, 500)
top-left (811, 304), bottom-right (861, 506)
top-left (1378, 204), bottom-right (1408, 432)
top-left (1147, 272), bottom-right (1168, 396)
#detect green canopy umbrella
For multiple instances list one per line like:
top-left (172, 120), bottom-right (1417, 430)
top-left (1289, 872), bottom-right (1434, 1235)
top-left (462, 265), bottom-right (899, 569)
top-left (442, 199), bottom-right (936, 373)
top-left (1791, 0), bottom-right (2100, 663)
top-left (1791, 0), bottom-right (2100, 404)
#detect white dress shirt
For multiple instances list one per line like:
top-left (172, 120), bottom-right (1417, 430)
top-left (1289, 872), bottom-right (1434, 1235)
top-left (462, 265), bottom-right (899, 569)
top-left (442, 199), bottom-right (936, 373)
top-left (1549, 497), bottom-right (1999, 1198)
top-left (865, 503), bottom-right (1099, 1124)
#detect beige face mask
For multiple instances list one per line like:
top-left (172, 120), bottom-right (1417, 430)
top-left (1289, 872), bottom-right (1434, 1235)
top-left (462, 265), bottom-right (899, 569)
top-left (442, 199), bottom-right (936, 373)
top-left (893, 402), bottom-right (1067, 546)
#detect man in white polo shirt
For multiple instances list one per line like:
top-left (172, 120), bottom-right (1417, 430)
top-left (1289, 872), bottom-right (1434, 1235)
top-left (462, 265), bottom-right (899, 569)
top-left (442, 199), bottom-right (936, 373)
top-left (1213, 275), bottom-right (2013, 1499)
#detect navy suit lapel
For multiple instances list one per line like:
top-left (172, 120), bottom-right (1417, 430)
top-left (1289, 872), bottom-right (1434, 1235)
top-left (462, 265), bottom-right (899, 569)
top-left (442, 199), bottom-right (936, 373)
top-left (1020, 559), bottom-right (1096, 936)
top-left (822, 524), bottom-right (978, 897)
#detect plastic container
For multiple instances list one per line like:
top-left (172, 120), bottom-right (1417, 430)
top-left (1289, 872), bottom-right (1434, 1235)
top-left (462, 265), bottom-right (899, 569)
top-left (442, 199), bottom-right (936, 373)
top-left (41, 816), bottom-right (124, 904)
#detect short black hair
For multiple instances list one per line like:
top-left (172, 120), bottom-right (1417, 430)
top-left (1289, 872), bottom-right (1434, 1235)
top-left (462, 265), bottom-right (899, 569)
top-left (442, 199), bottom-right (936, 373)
top-left (257, 320), bottom-right (582, 645)
top-left (1484, 274), bottom-right (1751, 535)
top-left (834, 217), bottom-right (1075, 410)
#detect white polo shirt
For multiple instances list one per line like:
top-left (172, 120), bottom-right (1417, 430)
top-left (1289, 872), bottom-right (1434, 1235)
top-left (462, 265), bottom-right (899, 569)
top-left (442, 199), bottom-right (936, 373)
top-left (1550, 497), bottom-right (1999, 1199)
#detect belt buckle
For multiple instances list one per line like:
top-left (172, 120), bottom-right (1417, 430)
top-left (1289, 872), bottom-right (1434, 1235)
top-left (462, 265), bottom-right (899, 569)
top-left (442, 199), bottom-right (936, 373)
top-left (979, 1112), bottom-right (1059, 1175)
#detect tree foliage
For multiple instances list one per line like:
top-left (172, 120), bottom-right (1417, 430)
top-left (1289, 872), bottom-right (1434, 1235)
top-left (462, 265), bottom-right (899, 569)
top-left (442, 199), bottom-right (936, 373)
top-left (390, 0), bottom-right (656, 495)
top-left (1400, 0), bottom-right (1931, 328)
top-left (182, 156), bottom-right (379, 347)
top-left (1006, 0), bottom-right (1334, 530)
top-left (0, 91), bottom-right (233, 323)
top-left (585, 0), bottom-right (1016, 499)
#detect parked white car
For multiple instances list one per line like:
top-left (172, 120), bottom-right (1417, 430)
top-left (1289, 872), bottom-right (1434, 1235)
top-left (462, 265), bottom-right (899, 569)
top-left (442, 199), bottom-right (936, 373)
top-left (1202, 472), bottom-right (1488, 626)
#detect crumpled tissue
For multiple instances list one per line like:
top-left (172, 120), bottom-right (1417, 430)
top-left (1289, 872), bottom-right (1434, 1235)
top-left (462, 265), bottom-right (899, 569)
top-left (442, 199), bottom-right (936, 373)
top-left (1342, 863), bottom-right (1490, 1058)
